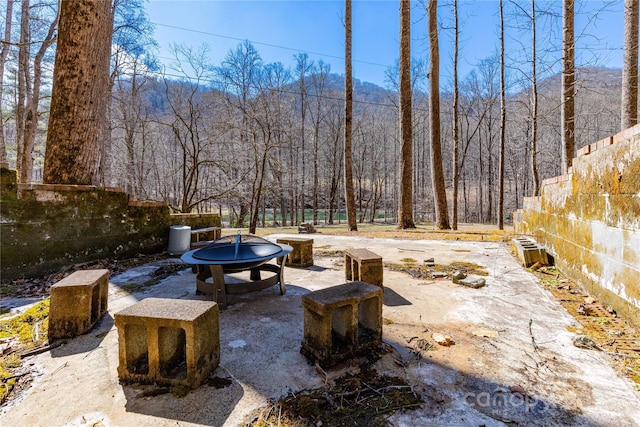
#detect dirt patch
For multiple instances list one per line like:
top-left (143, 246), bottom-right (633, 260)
top-left (385, 261), bottom-right (489, 280)
top-left (535, 267), bottom-right (640, 391)
top-left (314, 249), bottom-right (345, 259)
top-left (117, 262), bottom-right (190, 294)
top-left (246, 355), bottom-right (423, 427)
top-left (0, 253), bottom-right (175, 299)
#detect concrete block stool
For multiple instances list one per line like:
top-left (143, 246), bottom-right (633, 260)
top-left (114, 298), bottom-right (219, 389)
top-left (276, 237), bottom-right (314, 267)
top-left (301, 281), bottom-right (383, 368)
top-left (345, 248), bottom-right (383, 288)
top-left (512, 237), bottom-right (549, 267)
top-left (48, 269), bottom-right (109, 340)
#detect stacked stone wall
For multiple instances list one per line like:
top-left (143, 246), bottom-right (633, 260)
top-left (0, 169), bottom-right (220, 282)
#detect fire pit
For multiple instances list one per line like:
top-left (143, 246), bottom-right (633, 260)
top-left (181, 234), bottom-right (292, 309)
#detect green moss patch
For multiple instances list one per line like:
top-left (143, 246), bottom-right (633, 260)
top-left (0, 299), bottom-right (50, 404)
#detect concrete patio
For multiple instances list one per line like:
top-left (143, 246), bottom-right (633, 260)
top-left (1, 234), bottom-right (639, 426)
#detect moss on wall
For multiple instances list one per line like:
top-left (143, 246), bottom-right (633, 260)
top-left (515, 125), bottom-right (640, 327)
top-left (0, 169), bottom-right (221, 282)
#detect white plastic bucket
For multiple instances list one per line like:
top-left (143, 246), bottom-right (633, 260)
top-left (167, 225), bottom-right (192, 255)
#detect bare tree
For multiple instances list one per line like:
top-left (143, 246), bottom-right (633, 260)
top-left (16, 1), bottom-right (57, 183)
top-left (532, 0), bottom-right (542, 194)
top-left (248, 62), bottom-right (293, 233)
top-left (398, 0), bottom-right (415, 229)
top-left (309, 60), bottom-right (331, 224)
top-left (344, 0), bottom-right (357, 231)
top-left (102, 0), bottom-right (157, 185)
top-left (0, 0), bottom-right (14, 168)
top-left (561, 0), bottom-right (575, 174)
top-left (451, 0), bottom-right (460, 229)
top-left (622, 0), bottom-right (639, 129)
top-left (43, 0), bottom-right (113, 185)
top-left (218, 40), bottom-right (263, 227)
top-left (15, 0), bottom-right (29, 180)
top-left (295, 53), bottom-right (313, 224)
top-left (499, 0), bottom-right (506, 230)
top-left (428, 0), bottom-right (450, 229)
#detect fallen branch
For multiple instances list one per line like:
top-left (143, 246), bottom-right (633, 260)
top-left (1, 372), bottom-right (29, 381)
top-left (529, 319), bottom-right (539, 352)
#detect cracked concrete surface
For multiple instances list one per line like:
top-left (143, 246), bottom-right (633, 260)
top-left (1, 234), bottom-right (639, 426)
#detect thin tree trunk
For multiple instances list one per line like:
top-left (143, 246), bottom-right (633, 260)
top-left (428, 0), bottom-right (450, 229)
top-left (297, 55), bottom-right (309, 224)
top-left (344, 0), bottom-right (357, 231)
top-left (622, 0), bottom-right (639, 129)
top-left (398, 0), bottom-right (415, 229)
top-left (16, 0), bottom-right (29, 182)
top-left (452, 0), bottom-right (460, 230)
top-left (531, 0), bottom-right (540, 195)
top-left (44, 0), bottom-right (113, 185)
top-left (0, 0), bottom-right (14, 168)
top-left (561, 0), bottom-right (575, 174)
top-left (498, 0), bottom-right (506, 230)
top-left (313, 125), bottom-right (319, 224)
top-left (21, 12), bottom-right (57, 184)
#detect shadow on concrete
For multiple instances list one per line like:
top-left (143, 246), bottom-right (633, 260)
top-left (121, 373), bottom-right (244, 425)
top-left (115, 328), bottom-right (602, 426)
top-left (50, 313), bottom-right (113, 358)
top-left (383, 287), bottom-right (412, 306)
top-left (303, 265), bottom-right (328, 272)
top-left (388, 345), bottom-right (600, 426)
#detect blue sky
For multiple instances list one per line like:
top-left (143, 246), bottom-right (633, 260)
top-left (145, 0), bottom-right (626, 87)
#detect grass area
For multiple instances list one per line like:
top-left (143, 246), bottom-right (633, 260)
top-left (224, 222), bottom-right (513, 242)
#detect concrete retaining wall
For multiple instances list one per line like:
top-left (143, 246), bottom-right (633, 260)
top-left (0, 168), bottom-right (220, 282)
top-left (514, 124), bottom-right (640, 325)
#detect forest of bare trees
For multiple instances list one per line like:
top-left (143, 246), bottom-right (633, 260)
top-left (0, 0), bottom-right (637, 231)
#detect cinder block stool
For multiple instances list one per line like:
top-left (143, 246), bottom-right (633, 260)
top-left (276, 237), bottom-right (314, 267)
top-left (301, 281), bottom-right (383, 368)
top-left (345, 248), bottom-right (383, 287)
top-left (512, 237), bottom-right (549, 267)
top-left (48, 269), bottom-right (109, 340)
top-left (114, 298), bottom-right (220, 389)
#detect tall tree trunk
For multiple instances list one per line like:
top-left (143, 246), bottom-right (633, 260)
top-left (622, 0), bottom-right (639, 129)
top-left (44, 0), bottom-right (113, 185)
top-left (313, 124), bottom-right (320, 224)
top-left (21, 11), bottom-right (57, 184)
top-left (398, 0), bottom-right (415, 229)
top-left (296, 54), bottom-right (312, 224)
top-left (498, 0), bottom-right (506, 230)
top-left (428, 0), bottom-right (450, 229)
top-left (344, 0), bottom-right (357, 231)
top-left (561, 0), bottom-right (575, 174)
top-left (16, 0), bottom-right (29, 182)
top-left (0, 0), bottom-right (14, 168)
top-left (531, 0), bottom-right (540, 195)
top-left (452, 0), bottom-right (460, 230)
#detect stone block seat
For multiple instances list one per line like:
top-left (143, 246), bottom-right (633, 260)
top-left (48, 269), bottom-right (109, 340)
top-left (512, 237), bottom-right (549, 267)
top-left (114, 298), bottom-right (220, 389)
top-left (345, 248), bottom-right (383, 288)
top-left (301, 281), bottom-right (383, 368)
top-left (276, 237), bottom-right (314, 268)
